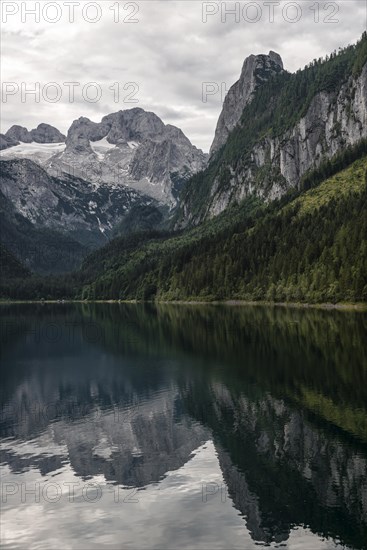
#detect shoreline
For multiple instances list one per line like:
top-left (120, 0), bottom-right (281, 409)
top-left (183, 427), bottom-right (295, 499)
top-left (0, 299), bottom-right (366, 311)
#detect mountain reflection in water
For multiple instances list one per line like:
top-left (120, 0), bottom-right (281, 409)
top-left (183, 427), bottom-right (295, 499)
top-left (1, 303), bottom-right (366, 549)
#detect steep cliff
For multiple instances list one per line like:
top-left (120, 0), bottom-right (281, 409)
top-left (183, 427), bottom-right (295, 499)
top-left (210, 51), bottom-right (284, 157)
top-left (178, 33), bottom-right (367, 227)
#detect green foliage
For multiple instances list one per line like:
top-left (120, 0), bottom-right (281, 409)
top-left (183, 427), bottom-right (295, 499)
top-left (301, 138), bottom-right (367, 191)
top-left (353, 31), bottom-right (367, 76)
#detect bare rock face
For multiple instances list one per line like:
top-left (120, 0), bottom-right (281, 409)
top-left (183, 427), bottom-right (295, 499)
top-left (206, 62), bottom-right (367, 218)
top-left (30, 123), bottom-right (65, 143)
top-left (51, 108), bottom-right (207, 206)
top-left (0, 133), bottom-right (19, 151)
top-left (1, 108), bottom-right (207, 207)
top-left (5, 123), bottom-right (65, 144)
top-left (209, 51), bottom-right (284, 157)
top-left (129, 124), bottom-right (207, 195)
top-left (6, 125), bottom-right (33, 143)
top-left (178, 53), bottom-right (367, 228)
top-left (64, 117), bottom-right (97, 154)
top-left (63, 109), bottom-right (164, 153)
top-left (102, 108), bottom-right (165, 143)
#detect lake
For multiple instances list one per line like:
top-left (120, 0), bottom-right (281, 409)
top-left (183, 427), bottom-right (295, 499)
top-left (1, 303), bottom-right (366, 549)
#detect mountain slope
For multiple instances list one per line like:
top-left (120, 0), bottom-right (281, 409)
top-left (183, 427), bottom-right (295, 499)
top-left (0, 243), bottom-right (31, 279)
top-left (76, 153), bottom-right (367, 303)
top-left (176, 33), bottom-right (367, 227)
top-left (0, 158), bottom-right (168, 272)
top-left (0, 185), bottom-right (88, 274)
top-left (6, 151), bottom-right (362, 301)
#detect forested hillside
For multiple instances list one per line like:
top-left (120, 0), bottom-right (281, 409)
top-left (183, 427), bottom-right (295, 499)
top-left (2, 151), bottom-right (366, 303)
top-left (78, 155), bottom-right (367, 303)
top-left (0, 243), bottom-right (31, 280)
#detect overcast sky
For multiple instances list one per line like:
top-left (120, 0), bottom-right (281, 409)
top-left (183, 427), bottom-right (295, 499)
top-left (1, 0), bottom-right (366, 151)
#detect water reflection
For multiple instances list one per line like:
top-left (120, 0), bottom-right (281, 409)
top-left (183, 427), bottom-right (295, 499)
top-left (1, 303), bottom-right (366, 549)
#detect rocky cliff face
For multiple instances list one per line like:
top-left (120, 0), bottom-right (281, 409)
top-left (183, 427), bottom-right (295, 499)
top-left (178, 52), bottom-right (367, 227)
top-left (31, 123), bottom-right (66, 143)
top-left (0, 133), bottom-right (19, 151)
top-left (5, 123), bottom-right (66, 144)
top-left (47, 108), bottom-right (207, 206)
top-left (210, 51), bottom-right (284, 157)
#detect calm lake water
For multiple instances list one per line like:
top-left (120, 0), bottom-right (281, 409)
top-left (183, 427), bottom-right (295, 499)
top-left (1, 303), bottom-right (366, 549)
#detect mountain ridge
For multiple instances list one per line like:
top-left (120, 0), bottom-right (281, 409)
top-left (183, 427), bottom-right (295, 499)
top-left (1, 108), bottom-right (208, 206)
top-left (176, 33), bottom-right (367, 227)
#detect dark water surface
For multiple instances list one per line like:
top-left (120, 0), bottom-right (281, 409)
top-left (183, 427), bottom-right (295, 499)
top-left (1, 303), bottom-right (366, 549)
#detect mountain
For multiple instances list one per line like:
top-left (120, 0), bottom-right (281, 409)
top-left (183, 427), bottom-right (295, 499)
top-left (72, 152), bottom-right (367, 303)
top-left (1, 35), bottom-right (366, 302)
top-left (2, 149), bottom-right (366, 301)
top-left (46, 108), bottom-right (207, 206)
top-left (0, 134), bottom-right (19, 151)
top-left (177, 33), bottom-right (367, 227)
top-left (1, 108), bottom-right (207, 207)
top-left (0, 242), bottom-right (31, 279)
top-left (210, 51), bottom-right (284, 157)
top-left (0, 108), bottom-right (207, 272)
top-left (0, 158), bottom-right (163, 272)
top-left (5, 123), bottom-right (66, 144)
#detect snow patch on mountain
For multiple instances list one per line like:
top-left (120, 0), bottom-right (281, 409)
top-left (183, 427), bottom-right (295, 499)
top-left (90, 137), bottom-right (116, 160)
top-left (0, 141), bottom-right (65, 163)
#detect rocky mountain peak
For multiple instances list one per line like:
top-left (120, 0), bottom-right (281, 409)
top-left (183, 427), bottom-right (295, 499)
top-left (48, 107), bottom-right (208, 205)
top-left (269, 50), bottom-right (283, 69)
top-left (209, 51), bottom-right (284, 157)
top-left (64, 108), bottom-right (167, 154)
top-left (30, 123), bottom-right (66, 143)
top-left (65, 117), bottom-right (103, 154)
top-left (1, 107), bottom-right (207, 208)
top-left (5, 123), bottom-right (65, 145)
top-left (6, 125), bottom-right (33, 143)
top-left (102, 108), bottom-right (166, 144)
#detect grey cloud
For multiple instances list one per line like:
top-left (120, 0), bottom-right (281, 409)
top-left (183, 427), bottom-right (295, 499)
top-left (1, 0), bottom-right (365, 152)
